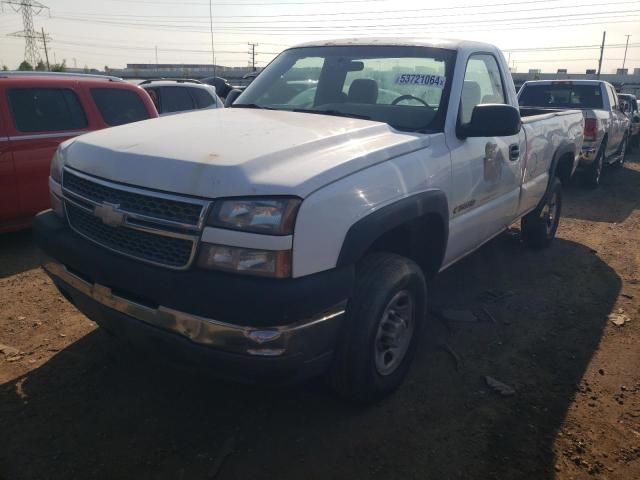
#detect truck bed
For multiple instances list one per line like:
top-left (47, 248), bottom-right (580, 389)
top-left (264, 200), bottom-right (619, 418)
top-left (520, 106), bottom-right (583, 123)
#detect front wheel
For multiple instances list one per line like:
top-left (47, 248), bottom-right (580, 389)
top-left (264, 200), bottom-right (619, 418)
top-left (329, 253), bottom-right (426, 403)
top-left (521, 177), bottom-right (562, 250)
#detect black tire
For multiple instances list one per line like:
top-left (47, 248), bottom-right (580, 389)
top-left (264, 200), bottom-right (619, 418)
top-left (584, 144), bottom-right (604, 189)
top-left (615, 135), bottom-right (628, 168)
top-left (521, 177), bottom-right (562, 250)
top-left (329, 253), bottom-right (427, 403)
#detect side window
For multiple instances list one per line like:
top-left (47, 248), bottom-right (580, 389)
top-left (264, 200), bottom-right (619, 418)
top-left (459, 54), bottom-right (506, 124)
top-left (189, 87), bottom-right (215, 108)
top-left (161, 86), bottom-right (195, 113)
top-left (145, 87), bottom-right (160, 110)
top-left (90, 88), bottom-right (151, 126)
top-left (607, 86), bottom-right (617, 109)
top-left (7, 88), bottom-right (87, 132)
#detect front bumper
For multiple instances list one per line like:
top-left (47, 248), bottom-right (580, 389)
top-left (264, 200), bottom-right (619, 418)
top-left (34, 210), bottom-right (353, 381)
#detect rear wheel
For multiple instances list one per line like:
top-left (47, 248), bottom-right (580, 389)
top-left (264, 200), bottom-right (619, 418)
top-left (329, 253), bottom-right (426, 403)
top-left (521, 177), bottom-right (562, 250)
top-left (584, 144), bottom-right (604, 189)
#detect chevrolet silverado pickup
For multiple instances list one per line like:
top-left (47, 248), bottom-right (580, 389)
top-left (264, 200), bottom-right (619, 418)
top-left (34, 39), bottom-right (584, 402)
top-left (518, 80), bottom-right (629, 188)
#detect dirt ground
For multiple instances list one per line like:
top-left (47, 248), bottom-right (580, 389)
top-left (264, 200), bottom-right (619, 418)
top-left (1, 155), bottom-right (639, 480)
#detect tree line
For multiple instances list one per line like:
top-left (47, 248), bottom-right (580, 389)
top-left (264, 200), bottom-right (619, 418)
top-left (1, 60), bottom-right (67, 72)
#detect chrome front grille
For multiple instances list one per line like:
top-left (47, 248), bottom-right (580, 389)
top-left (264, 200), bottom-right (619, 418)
top-left (62, 168), bottom-right (209, 270)
top-left (66, 204), bottom-right (194, 268)
top-left (64, 170), bottom-right (203, 226)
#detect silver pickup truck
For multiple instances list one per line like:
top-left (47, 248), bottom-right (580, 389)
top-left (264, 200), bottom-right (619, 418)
top-left (518, 80), bottom-right (630, 188)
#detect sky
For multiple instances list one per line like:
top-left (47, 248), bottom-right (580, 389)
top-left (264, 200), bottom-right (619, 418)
top-left (1, 0), bottom-right (640, 73)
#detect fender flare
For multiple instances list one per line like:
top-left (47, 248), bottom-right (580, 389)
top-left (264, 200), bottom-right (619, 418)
top-left (336, 190), bottom-right (449, 269)
top-left (545, 141), bottom-right (576, 196)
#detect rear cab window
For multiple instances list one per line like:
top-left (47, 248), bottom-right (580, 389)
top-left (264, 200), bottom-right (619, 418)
top-left (90, 88), bottom-right (151, 126)
top-left (7, 87), bottom-right (88, 132)
top-left (519, 83), bottom-right (604, 109)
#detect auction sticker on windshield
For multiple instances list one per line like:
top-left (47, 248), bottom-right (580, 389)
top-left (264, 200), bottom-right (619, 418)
top-left (394, 74), bottom-right (446, 88)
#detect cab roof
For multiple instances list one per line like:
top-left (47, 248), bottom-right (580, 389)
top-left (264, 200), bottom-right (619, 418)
top-left (0, 71), bottom-right (125, 84)
top-left (291, 37), bottom-right (497, 53)
top-left (522, 79), bottom-right (614, 86)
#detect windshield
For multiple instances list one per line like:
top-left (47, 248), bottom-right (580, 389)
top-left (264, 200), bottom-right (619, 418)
top-left (234, 45), bottom-right (456, 133)
top-left (519, 84), bottom-right (603, 109)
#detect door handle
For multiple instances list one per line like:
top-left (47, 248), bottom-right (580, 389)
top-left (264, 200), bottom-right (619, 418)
top-left (509, 144), bottom-right (520, 161)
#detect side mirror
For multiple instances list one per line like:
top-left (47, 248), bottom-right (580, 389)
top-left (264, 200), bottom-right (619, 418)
top-left (224, 89), bottom-right (242, 107)
top-left (458, 104), bottom-right (522, 139)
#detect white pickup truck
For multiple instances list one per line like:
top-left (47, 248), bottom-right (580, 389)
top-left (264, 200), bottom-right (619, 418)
top-left (518, 80), bottom-right (629, 188)
top-left (35, 39), bottom-right (584, 401)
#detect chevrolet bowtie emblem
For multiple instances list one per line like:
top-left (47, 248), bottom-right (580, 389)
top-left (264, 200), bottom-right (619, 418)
top-left (94, 202), bottom-right (126, 227)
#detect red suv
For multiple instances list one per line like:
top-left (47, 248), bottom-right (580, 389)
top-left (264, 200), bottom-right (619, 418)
top-left (0, 72), bottom-right (158, 233)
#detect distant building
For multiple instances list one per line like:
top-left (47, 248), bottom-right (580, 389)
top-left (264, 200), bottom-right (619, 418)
top-left (512, 70), bottom-right (640, 96)
top-left (106, 63), bottom-right (263, 81)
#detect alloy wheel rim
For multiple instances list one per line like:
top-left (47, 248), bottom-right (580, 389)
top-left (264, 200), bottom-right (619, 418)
top-left (374, 290), bottom-right (415, 376)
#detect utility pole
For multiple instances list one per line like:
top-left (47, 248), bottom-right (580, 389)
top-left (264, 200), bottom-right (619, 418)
top-left (209, 0), bottom-right (215, 76)
top-left (41, 26), bottom-right (49, 69)
top-left (597, 30), bottom-right (606, 78)
top-left (248, 42), bottom-right (258, 71)
top-left (622, 34), bottom-right (631, 70)
top-left (155, 45), bottom-right (158, 66)
top-left (2, 0), bottom-right (50, 67)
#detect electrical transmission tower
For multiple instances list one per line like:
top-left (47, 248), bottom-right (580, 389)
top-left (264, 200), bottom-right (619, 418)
top-left (2, 0), bottom-right (49, 67)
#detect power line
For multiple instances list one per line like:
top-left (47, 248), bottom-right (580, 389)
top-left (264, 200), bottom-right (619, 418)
top-left (51, 0), bottom-right (640, 23)
top-left (35, 12), bottom-right (640, 36)
top-left (47, 9), bottom-right (640, 31)
top-left (107, 0), bottom-right (396, 6)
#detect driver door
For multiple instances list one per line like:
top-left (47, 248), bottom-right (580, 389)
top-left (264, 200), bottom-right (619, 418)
top-left (444, 53), bottom-right (524, 266)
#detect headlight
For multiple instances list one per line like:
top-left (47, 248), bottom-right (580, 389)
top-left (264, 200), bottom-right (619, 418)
top-left (207, 197), bottom-right (301, 235)
top-left (197, 243), bottom-right (291, 278)
top-left (50, 147), bottom-right (64, 183)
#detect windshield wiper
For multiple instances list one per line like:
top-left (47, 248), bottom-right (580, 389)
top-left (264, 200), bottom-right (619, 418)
top-left (230, 103), bottom-right (268, 109)
top-left (291, 108), bottom-right (371, 120)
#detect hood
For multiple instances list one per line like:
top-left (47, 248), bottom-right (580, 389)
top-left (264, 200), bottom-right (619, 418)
top-left (63, 108), bottom-right (429, 199)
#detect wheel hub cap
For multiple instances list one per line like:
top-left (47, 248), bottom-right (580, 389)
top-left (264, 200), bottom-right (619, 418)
top-left (374, 290), bottom-right (415, 376)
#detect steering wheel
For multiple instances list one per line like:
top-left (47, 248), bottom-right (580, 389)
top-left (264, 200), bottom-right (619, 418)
top-left (391, 95), bottom-right (430, 107)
